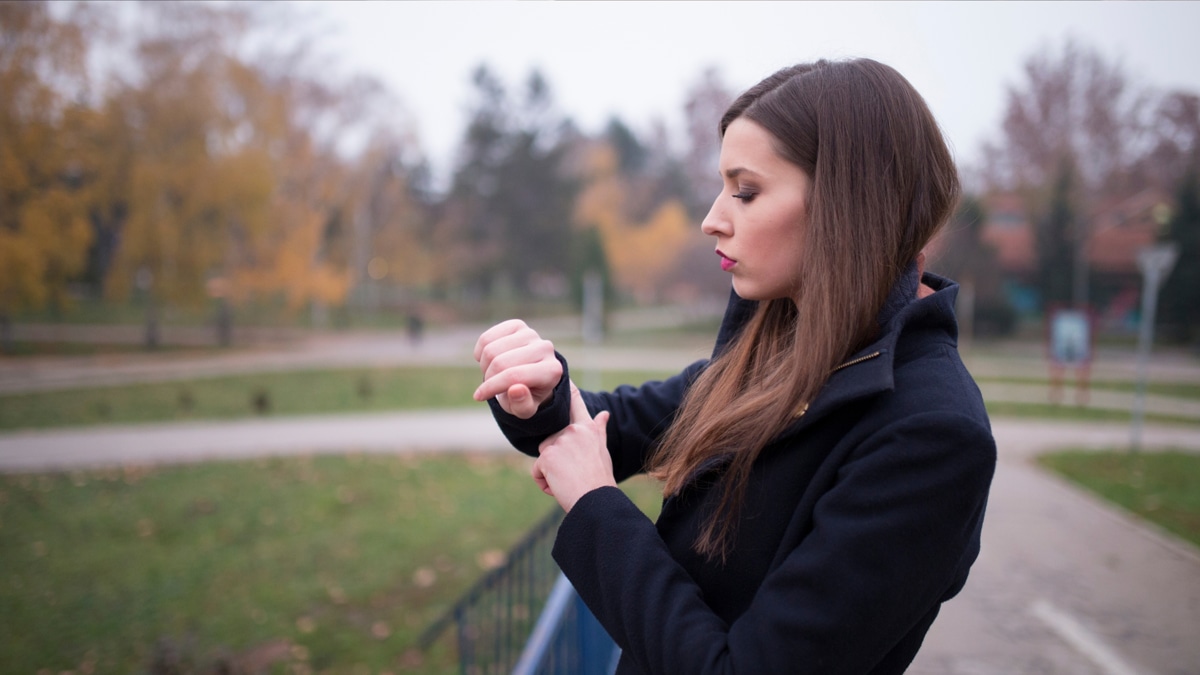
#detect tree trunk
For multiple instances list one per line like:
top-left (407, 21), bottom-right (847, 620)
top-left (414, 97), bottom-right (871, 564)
top-left (144, 296), bottom-right (160, 350)
top-left (958, 277), bottom-right (976, 353)
top-left (0, 313), bottom-right (12, 355)
top-left (215, 298), bottom-right (232, 348)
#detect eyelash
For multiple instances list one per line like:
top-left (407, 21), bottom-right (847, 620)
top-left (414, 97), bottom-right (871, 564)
top-left (732, 191), bottom-right (756, 202)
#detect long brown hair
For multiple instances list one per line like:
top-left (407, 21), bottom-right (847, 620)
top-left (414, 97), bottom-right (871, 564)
top-left (649, 59), bottom-right (961, 561)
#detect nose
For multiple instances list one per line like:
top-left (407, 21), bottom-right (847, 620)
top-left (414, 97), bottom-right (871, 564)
top-left (701, 193), bottom-right (730, 238)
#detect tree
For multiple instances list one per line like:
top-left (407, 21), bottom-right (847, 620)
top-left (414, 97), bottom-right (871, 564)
top-left (570, 224), bottom-right (613, 319)
top-left (78, 94), bottom-right (135, 303)
top-left (218, 54), bottom-right (380, 327)
top-left (573, 142), bottom-right (692, 303)
top-left (1146, 92), bottom-right (1200, 345)
top-left (1134, 91), bottom-right (1200, 197)
top-left (100, 2), bottom-right (275, 346)
top-left (982, 39), bottom-right (1145, 311)
top-left (681, 68), bottom-right (734, 220)
top-left (928, 196), bottom-right (1014, 338)
top-left (99, 3), bottom-right (383, 342)
top-left (0, 1), bottom-right (96, 350)
top-left (985, 39), bottom-right (1143, 195)
top-left (443, 66), bottom-right (579, 304)
top-left (346, 128), bottom-right (438, 312)
top-left (605, 117), bottom-right (647, 176)
top-left (1037, 159), bottom-right (1080, 309)
top-left (1159, 167), bottom-right (1200, 345)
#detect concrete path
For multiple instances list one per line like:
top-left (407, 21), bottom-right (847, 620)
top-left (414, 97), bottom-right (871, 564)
top-left (912, 420), bottom-right (1200, 675)
top-left (0, 409), bottom-right (510, 472)
top-left (0, 328), bottom-right (488, 395)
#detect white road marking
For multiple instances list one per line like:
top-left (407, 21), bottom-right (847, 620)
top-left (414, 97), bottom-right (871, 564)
top-left (1030, 599), bottom-right (1151, 675)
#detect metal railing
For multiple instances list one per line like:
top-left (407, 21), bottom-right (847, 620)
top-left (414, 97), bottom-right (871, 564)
top-left (512, 573), bottom-right (620, 675)
top-left (419, 507), bottom-right (619, 675)
top-left (418, 508), bottom-right (563, 674)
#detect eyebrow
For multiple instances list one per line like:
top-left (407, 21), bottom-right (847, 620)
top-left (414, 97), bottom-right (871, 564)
top-left (723, 167), bottom-right (762, 180)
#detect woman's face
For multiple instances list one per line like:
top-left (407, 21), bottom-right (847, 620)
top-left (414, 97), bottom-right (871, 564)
top-left (701, 118), bottom-right (811, 303)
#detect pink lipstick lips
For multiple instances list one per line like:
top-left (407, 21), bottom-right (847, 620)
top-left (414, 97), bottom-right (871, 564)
top-left (717, 250), bottom-right (737, 272)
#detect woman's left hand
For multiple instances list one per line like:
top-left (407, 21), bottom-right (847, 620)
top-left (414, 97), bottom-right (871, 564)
top-left (532, 382), bottom-right (615, 512)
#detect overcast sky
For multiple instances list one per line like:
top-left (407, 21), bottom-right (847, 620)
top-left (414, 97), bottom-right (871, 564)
top-left (304, 1), bottom-right (1200, 183)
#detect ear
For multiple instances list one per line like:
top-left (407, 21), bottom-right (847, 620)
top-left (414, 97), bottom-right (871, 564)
top-left (915, 251), bottom-right (935, 299)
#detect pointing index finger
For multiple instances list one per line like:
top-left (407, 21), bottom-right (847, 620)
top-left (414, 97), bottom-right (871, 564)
top-left (568, 381), bottom-right (592, 424)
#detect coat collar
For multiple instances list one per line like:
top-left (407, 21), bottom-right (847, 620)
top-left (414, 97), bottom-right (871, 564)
top-left (712, 262), bottom-right (928, 358)
top-left (709, 269), bottom-right (962, 431)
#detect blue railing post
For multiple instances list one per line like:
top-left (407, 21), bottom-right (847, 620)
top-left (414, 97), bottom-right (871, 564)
top-left (512, 573), bottom-right (619, 675)
top-left (574, 590), bottom-right (620, 675)
top-left (512, 574), bottom-right (577, 675)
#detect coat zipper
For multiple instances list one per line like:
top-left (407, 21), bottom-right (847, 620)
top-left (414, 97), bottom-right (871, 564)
top-left (832, 350), bottom-right (883, 373)
top-left (794, 350), bottom-right (884, 418)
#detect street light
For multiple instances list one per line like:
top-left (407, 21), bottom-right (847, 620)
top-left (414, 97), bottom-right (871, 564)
top-left (1130, 243), bottom-right (1179, 451)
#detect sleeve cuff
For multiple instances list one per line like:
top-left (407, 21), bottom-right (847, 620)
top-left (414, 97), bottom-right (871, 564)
top-left (486, 352), bottom-right (573, 455)
top-left (552, 485), bottom-right (642, 571)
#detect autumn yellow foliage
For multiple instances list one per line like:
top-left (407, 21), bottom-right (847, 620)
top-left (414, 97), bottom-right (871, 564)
top-left (0, 3), bottom-right (94, 317)
top-left (99, 4), bottom-right (372, 314)
top-left (574, 144), bottom-right (693, 302)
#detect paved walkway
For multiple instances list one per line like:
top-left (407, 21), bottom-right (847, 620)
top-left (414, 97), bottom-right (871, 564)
top-left (0, 328), bottom-right (488, 394)
top-left (913, 420), bottom-right (1200, 675)
top-left (0, 409), bottom-right (508, 472)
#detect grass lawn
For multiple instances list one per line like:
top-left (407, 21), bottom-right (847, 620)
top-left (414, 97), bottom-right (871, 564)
top-left (975, 376), bottom-right (1200, 400)
top-left (0, 368), bottom-right (680, 432)
top-left (1036, 450), bottom-right (1200, 548)
top-left (0, 453), bottom-right (665, 674)
top-left (5, 365), bottom-right (1198, 433)
top-left (984, 401), bottom-right (1200, 427)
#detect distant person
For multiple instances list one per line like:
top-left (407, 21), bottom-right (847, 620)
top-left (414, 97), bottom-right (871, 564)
top-left (473, 58), bottom-right (996, 674)
top-left (406, 311), bottom-right (423, 345)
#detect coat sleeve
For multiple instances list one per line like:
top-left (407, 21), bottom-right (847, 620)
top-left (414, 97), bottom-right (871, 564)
top-left (487, 353), bottom-right (708, 482)
top-left (551, 410), bottom-right (997, 675)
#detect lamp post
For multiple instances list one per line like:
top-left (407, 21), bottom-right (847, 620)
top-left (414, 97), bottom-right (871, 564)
top-left (580, 269), bottom-right (604, 392)
top-left (1073, 214), bottom-right (1089, 311)
top-left (207, 275), bottom-right (231, 348)
top-left (1130, 243), bottom-right (1179, 451)
top-left (136, 266), bottom-right (158, 350)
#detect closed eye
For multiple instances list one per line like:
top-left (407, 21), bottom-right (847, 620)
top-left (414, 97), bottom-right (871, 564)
top-left (732, 191), bottom-right (756, 202)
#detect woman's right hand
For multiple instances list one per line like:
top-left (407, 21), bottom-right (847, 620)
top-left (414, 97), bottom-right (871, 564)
top-left (473, 319), bottom-right (564, 419)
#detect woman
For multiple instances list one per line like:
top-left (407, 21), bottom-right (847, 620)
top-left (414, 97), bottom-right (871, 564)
top-left (473, 58), bottom-right (996, 674)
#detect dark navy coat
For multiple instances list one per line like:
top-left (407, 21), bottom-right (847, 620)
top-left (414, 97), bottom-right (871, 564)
top-left (489, 271), bottom-right (996, 674)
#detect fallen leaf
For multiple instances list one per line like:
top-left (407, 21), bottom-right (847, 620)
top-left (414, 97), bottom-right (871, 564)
top-left (476, 549), bottom-right (506, 571)
top-left (412, 568), bottom-right (436, 588)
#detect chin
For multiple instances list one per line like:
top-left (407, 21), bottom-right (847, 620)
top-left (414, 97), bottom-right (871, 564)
top-left (732, 280), bottom-right (792, 304)
top-left (731, 281), bottom-right (765, 302)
